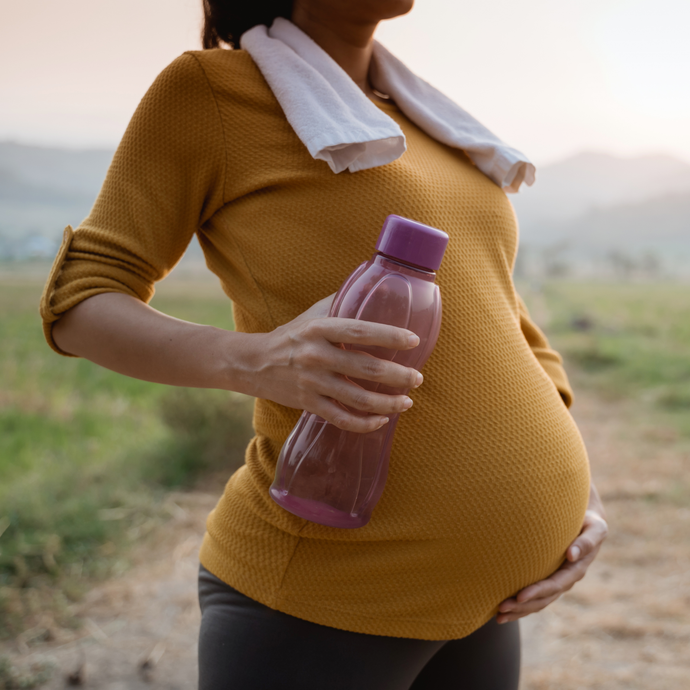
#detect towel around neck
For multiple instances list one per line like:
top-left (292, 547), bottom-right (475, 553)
top-left (240, 18), bottom-right (535, 193)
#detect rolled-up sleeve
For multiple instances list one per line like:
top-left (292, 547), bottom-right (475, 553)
top-left (39, 52), bottom-right (227, 356)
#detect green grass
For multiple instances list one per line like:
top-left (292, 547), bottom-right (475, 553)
top-left (519, 280), bottom-right (690, 436)
top-left (0, 271), bottom-right (253, 638)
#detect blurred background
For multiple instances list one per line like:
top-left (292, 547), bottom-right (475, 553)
top-left (1, 0), bottom-right (688, 688)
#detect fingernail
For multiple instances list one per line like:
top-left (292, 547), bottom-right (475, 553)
top-left (571, 546), bottom-right (581, 560)
top-left (497, 617), bottom-right (506, 624)
top-left (414, 373), bottom-right (423, 388)
top-left (408, 334), bottom-right (420, 347)
top-left (499, 604), bottom-right (513, 613)
top-left (378, 417), bottom-right (390, 428)
top-left (402, 397), bottom-right (413, 410)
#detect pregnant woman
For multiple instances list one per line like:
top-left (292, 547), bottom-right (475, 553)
top-left (40, 1), bottom-right (608, 688)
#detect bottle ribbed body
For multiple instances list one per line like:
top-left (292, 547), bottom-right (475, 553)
top-left (269, 253), bottom-right (443, 528)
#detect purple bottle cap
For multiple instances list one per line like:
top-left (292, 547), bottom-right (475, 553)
top-left (375, 215), bottom-right (449, 272)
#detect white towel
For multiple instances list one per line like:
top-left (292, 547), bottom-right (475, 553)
top-left (240, 18), bottom-right (535, 193)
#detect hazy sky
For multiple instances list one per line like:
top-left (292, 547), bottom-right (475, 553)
top-left (1, 0), bottom-right (689, 165)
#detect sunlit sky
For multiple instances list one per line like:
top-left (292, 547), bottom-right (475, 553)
top-left (1, 0), bottom-right (689, 165)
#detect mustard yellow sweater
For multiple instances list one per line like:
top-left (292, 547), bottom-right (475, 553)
top-left (40, 50), bottom-right (591, 640)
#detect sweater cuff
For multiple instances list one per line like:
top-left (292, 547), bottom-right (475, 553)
top-left (39, 226), bottom-right (79, 357)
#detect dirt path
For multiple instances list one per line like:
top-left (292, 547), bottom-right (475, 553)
top-left (3, 392), bottom-right (689, 689)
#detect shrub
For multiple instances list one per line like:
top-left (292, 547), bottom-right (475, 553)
top-left (147, 388), bottom-right (255, 487)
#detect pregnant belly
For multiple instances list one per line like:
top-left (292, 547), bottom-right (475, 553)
top-left (266, 329), bottom-right (592, 635)
top-left (283, 398), bottom-right (590, 637)
top-left (267, 364), bottom-right (592, 638)
top-left (299, 383), bottom-right (591, 558)
top-left (284, 326), bottom-right (593, 593)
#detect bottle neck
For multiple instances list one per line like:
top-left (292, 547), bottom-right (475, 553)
top-left (373, 252), bottom-right (437, 280)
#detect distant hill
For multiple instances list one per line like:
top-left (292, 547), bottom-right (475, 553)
top-left (509, 152), bottom-right (690, 278)
top-left (0, 141), bottom-right (113, 196)
top-left (0, 165), bottom-right (94, 206)
top-left (511, 151), bottom-right (690, 244)
top-left (0, 142), bottom-right (114, 257)
top-left (554, 192), bottom-right (690, 249)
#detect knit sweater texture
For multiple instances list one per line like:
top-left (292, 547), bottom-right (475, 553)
top-left (40, 49), bottom-right (591, 640)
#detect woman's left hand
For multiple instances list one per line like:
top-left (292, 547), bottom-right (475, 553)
top-left (496, 483), bottom-right (608, 624)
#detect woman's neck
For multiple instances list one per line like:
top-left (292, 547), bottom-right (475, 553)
top-left (291, 5), bottom-right (382, 100)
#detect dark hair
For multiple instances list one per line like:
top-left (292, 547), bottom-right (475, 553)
top-left (201, 0), bottom-right (294, 49)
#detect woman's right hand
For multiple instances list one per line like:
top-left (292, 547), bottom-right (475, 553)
top-left (251, 293), bottom-right (424, 433)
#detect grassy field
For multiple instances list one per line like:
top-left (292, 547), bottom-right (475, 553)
top-left (519, 280), bottom-right (690, 437)
top-left (0, 267), bottom-right (254, 639)
top-left (1, 270), bottom-right (689, 649)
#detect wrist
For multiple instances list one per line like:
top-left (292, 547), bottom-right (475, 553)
top-left (212, 328), bottom-right (269, 398)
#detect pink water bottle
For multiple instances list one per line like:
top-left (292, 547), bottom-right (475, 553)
top-left (269, 215), bottom-right (449, 528)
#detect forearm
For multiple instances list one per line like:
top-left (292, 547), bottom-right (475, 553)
top-left (52, 292), bottom-right (261, 395)
top-left (52, 291), bottom-right (423, 433)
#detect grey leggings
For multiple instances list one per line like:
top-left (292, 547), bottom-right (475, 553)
top-left (198, 564), bottom-right (520, 690)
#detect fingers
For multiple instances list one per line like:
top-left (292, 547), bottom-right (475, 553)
top-left (263, 313), bottom-right (425, 425)
top-left (321, 375), bottom-right (414, 417)
top-left (290, 318), bottom-right (424, 392)
top-left (567, 512), bottom-right (608, 562)
top-left (495, 511), bottom-right (610, 625)
top-left (497, 522), bottom-right (609, 624)
top-left (328, 348), bottom-right (423, 391)
top-left (311, 318), bottom-right (421, 352)
top-left (311, 397), bottom-right (391, 434)
top-left (516, 559), bottom-right (589, 605)
top-left (497, 593), bottom-right (561, 624)
top-left (518, 514), bottom-right (608, 601)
